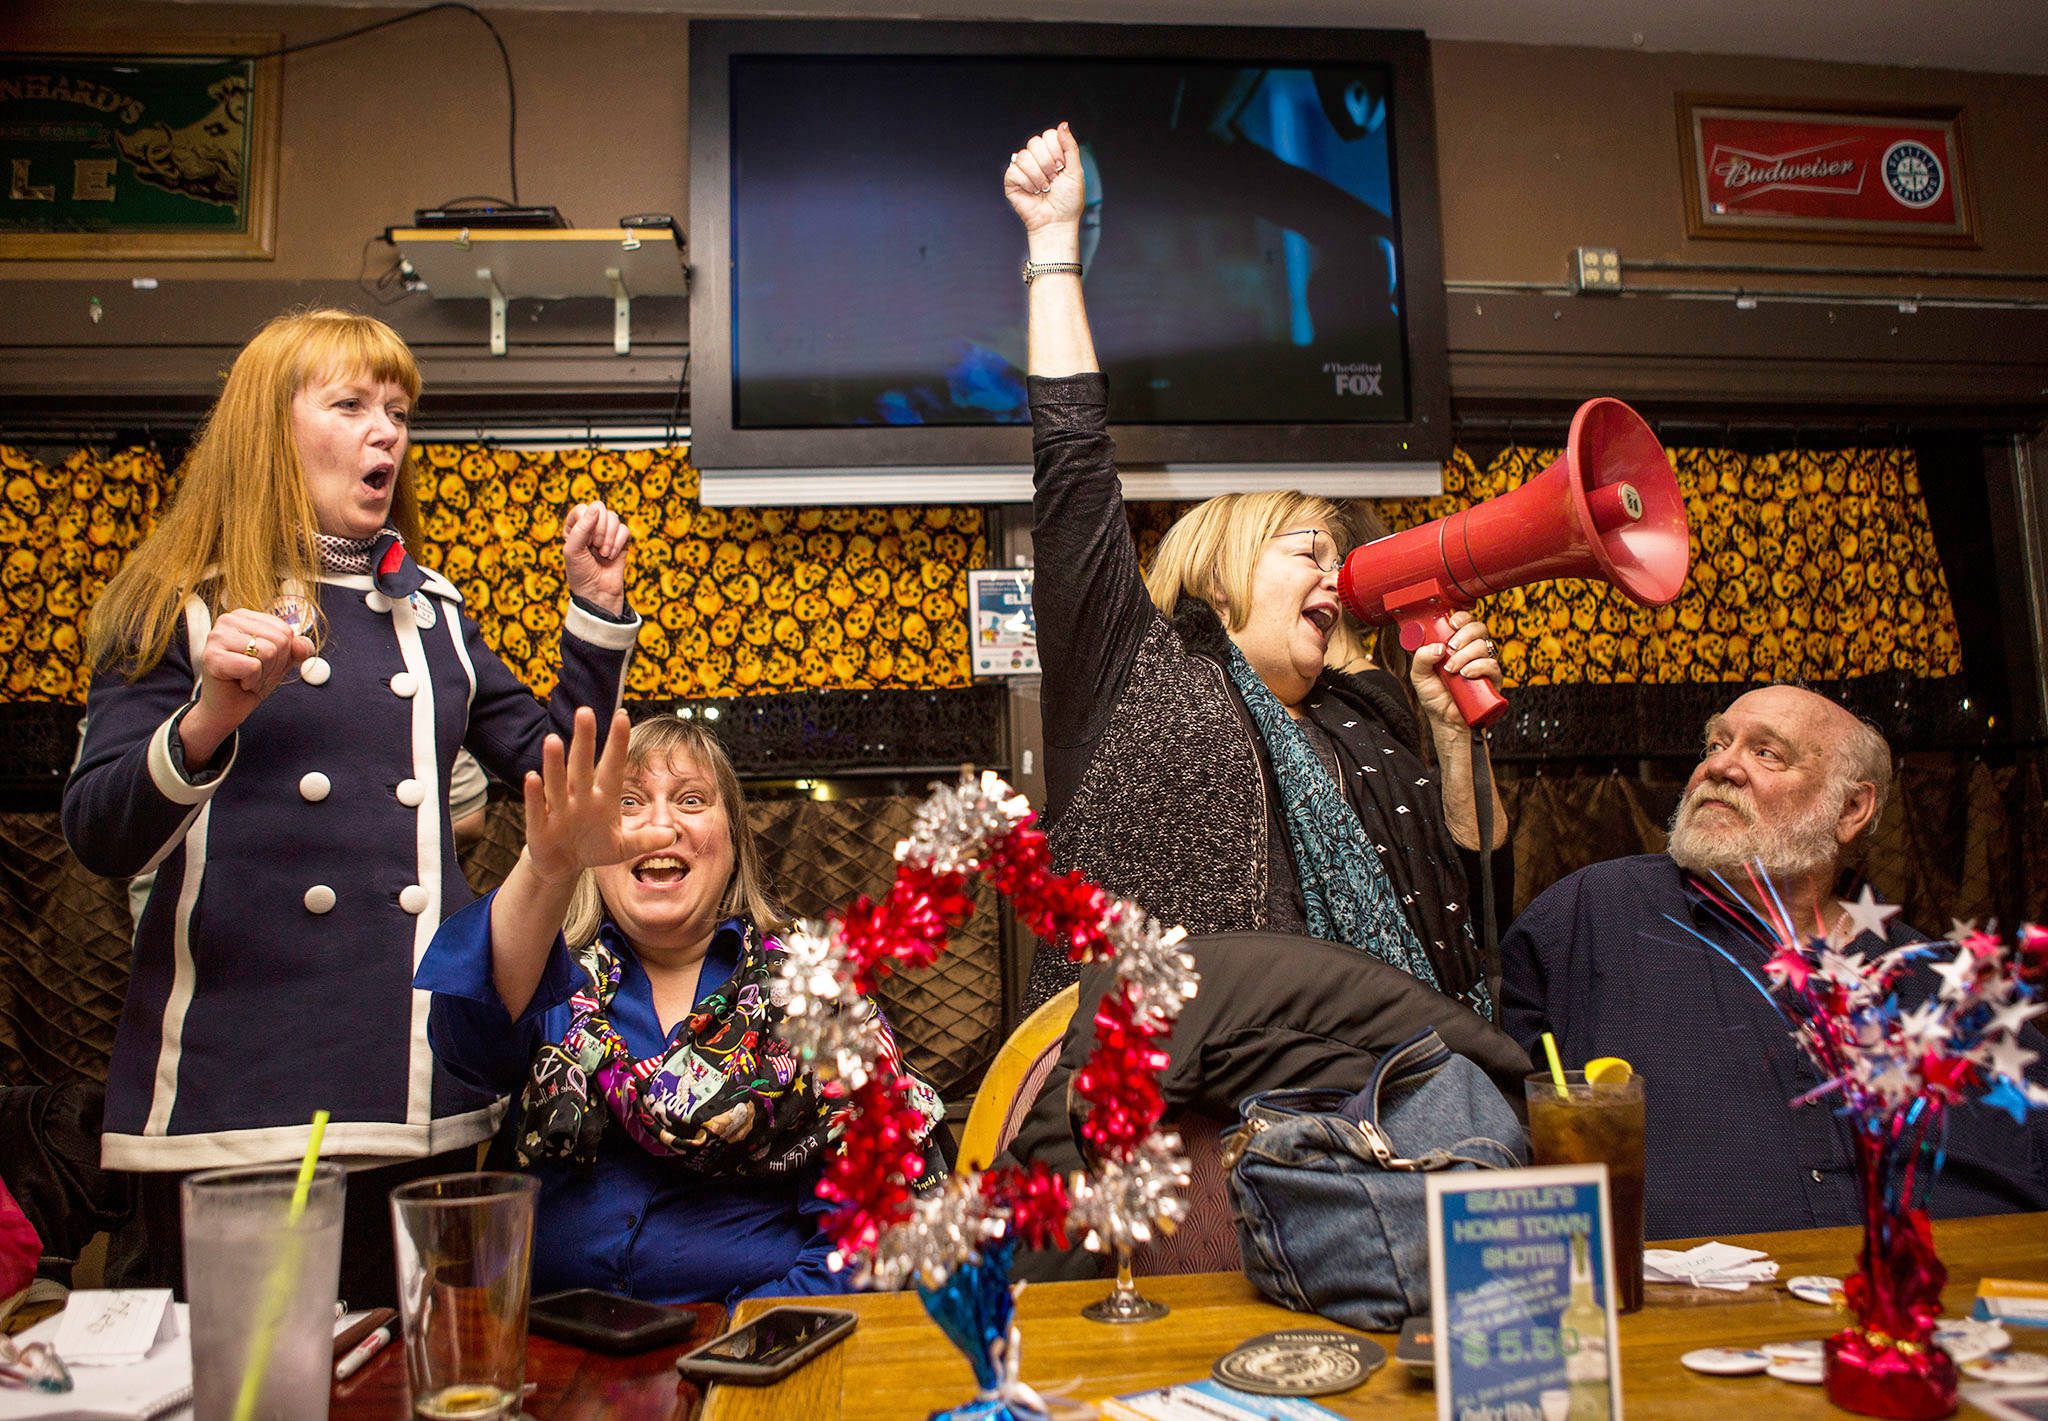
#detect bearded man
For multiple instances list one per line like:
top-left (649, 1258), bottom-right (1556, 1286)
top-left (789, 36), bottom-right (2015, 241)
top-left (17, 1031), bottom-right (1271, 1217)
top-left (1500, 684), bottom-right (2048, 1237)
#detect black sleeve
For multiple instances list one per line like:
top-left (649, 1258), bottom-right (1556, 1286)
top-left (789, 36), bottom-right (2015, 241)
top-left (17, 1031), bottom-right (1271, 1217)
top-left (1004, 932), bottom-right (1534, 1177)
top-left (1028, 374), bottom-right (1159, 783)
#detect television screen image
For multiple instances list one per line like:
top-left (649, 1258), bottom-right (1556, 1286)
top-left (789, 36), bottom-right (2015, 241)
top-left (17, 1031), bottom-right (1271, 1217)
top-left (730, 55), bottom-right (1410, 432)
top-left (690, 22), bottom-right (1449, 489)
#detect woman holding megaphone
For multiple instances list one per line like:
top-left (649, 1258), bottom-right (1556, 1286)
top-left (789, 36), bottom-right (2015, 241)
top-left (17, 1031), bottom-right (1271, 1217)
top-left (1007, 123), bottom-right (1506, 1021)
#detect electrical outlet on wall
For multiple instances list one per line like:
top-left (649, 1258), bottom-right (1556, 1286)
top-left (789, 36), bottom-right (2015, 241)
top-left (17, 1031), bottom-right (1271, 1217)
top-left (1574, 247), bottom-right (1622, 293)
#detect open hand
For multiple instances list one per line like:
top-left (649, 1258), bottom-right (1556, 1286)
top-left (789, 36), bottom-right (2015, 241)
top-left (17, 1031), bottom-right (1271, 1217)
top-left (1409, 611), bottom-right (1503, 729)
top-left (1005, 122), bottom-right (1086, 235)
top-left (523, 707), bottom-right (675, 885)
top-left (563, 501), bottom-right (629, 616)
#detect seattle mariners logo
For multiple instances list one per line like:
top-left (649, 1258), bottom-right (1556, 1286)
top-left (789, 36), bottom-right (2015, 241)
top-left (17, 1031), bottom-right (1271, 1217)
top-left (1881, 140), bottom-right (1944, 209)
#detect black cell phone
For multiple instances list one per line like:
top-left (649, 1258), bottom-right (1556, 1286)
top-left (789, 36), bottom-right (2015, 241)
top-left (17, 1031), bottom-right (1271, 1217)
top-left (1396, 1315), bottom-right (1435, 1376)
top-left (673, 1305), bottom-right (857, 1384)
top-left (527, 1288), bottom-right (705, 1355)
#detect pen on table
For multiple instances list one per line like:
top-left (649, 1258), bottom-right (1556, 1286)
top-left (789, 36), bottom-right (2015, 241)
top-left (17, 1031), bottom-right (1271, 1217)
top-left (333, 1308), bottom-right (397, 1359)
top-left (334, 1313), bottom-right (399, 1380)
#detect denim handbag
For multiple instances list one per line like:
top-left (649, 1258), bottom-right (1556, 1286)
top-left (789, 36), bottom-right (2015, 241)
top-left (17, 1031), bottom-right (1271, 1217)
top-left (1223, 1027), bottom-right (1528, 1328)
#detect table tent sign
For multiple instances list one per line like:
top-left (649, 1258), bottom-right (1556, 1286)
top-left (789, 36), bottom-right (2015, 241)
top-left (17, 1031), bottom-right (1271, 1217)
top-left (1427, 1165), bottom-right (1623, 1421)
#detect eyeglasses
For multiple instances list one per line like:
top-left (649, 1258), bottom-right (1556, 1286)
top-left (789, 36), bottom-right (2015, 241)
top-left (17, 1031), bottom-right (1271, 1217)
top-left (1274, 528), bottom-right (1341, 574)
top-left (0, 1334), bottom-right (69, 1393)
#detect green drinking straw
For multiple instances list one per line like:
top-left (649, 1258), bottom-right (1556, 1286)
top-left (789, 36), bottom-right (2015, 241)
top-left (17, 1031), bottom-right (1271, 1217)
top-left (1540, 1032), bottom-right (1570, 1098)
top-left (231, 1110), bottom-right (330, 1421)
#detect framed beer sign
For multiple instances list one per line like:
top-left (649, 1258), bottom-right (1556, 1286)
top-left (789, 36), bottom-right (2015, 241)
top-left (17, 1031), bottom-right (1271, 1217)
top-left (1678, 95), bottom-right (1976, 247)
top-left (0, 34), bottom-right (281, 259)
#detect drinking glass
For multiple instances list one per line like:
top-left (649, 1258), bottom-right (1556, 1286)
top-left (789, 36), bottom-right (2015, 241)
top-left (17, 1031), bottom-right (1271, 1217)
top-left (1524, 1071), bottom-right (1647, 1313)
top-left (1081, 1244), bottom-right (1169, 1324)
top-left (389, 1173), bottom-right (539, 1420)
top-left (183, 1162), bottom-right (346, 1421)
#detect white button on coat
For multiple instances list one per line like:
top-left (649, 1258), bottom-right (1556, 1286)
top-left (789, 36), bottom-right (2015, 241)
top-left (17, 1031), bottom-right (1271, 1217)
top-left (389, 672), bottom-right (418, 698)
top-left (299, 772), bottom-right (331, 802)
top-left (304, 885), bottom-right (336, 914)
top-left (399, 884), bottom-right (431, 915)
top-left (301, 657), bottom-right (331, 686)
top-left (395, 778), bottom-right (425, 807)
top-left (365, 590), bottom-right (392, 613)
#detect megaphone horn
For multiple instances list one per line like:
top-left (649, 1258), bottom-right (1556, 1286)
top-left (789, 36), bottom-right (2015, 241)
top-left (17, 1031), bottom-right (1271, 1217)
top-left (1337, 397), bottom-right (1690, 729)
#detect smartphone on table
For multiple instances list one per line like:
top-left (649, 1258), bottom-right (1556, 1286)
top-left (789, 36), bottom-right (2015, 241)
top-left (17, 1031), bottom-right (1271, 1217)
top-left (673, 1305), bottom-right (858, 1385)
top-left (527, 1287), bottom-right (708, 1355)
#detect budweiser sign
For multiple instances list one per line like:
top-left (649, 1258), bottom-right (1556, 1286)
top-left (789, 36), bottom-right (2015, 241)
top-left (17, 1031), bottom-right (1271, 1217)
top-left (1680, 99), bottom-right (1974, 245)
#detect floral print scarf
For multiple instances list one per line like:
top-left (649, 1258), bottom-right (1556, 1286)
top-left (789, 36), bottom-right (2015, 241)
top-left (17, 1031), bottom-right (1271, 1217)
top-left (518, 919), bottom-right (941, 1178)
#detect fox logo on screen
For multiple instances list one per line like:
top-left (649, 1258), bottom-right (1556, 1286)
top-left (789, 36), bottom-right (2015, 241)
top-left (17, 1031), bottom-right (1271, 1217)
top-left (1324, 361), bottom-right (1384, 396)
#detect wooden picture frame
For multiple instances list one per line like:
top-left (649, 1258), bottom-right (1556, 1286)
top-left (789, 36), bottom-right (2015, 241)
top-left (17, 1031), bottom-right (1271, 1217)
top-left (0, 32), bottom-right (281, 259)
top-left (1678, 95), bottom-right (1976, 248)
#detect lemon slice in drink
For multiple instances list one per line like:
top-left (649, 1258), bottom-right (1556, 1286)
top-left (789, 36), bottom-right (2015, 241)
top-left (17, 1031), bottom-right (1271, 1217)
top-left (1584, 1056), bottom-right (1633, 1084)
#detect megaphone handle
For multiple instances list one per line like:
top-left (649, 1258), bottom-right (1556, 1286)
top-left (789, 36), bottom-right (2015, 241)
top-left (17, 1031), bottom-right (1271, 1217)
top-left (1397, 609), bottom-right (1510, 730)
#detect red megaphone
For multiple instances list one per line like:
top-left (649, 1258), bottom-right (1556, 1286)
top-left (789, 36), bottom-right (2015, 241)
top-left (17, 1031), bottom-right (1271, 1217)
top-left (1337, 397), bottom-right (1690, 729)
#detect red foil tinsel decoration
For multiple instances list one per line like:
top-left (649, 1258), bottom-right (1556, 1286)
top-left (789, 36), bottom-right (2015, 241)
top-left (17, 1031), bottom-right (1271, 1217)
top-left (812, 793), bottom-right (1186, 1268)
top-left (817, 1074), bottom-right (931, 1255)
top-left (1825, 1136), bottom-right (1957, 1419)
top-left (834, 867), bottom-right (977, 994)
top-left (981, 1163), bottom-right (1072, 1252)
top-left (2018, 924), bottom-right (2048, 992)
top-left (1073, 985), bottom-right (1172, 1162)
top-left (1823, 1332), bottom-right (1957, 1420)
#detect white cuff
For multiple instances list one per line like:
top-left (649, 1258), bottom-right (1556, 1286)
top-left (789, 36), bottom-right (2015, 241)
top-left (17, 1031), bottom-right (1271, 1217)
top-left (563, 599), bottom-right (641, 652)
top-left (148, 709), bottom-right (236, 806)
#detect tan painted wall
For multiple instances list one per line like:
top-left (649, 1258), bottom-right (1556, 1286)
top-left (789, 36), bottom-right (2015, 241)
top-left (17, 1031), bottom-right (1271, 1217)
top-left (1432, 41), bottom-right (2048, 294)
top-left (0, 2), bottom-right (690, 281)
top-left (3, 7), bottom-right (2043, 295)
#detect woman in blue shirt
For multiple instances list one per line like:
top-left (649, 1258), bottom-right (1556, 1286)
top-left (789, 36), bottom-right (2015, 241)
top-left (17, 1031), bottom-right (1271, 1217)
top-left (419, 707), bottom-right (942, 1305)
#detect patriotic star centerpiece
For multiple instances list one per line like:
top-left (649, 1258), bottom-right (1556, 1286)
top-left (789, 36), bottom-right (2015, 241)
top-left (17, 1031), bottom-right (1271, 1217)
top-left (1696, 875), bottom-right (2048, 1420)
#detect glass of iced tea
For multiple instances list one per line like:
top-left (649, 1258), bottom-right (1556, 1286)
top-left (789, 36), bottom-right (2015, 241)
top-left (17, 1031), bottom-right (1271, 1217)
top-left (1525, 1071), bottom-right (1647, 1313)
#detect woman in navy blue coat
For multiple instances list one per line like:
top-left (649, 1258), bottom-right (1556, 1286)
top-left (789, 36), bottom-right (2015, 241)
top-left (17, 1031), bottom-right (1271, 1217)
top-left (64, 310), bottom-right (641, 1297)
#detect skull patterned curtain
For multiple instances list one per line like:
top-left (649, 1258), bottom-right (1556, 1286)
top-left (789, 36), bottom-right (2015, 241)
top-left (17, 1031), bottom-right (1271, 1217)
top-left (408, 445), bottom-right (985, 698)
top-left (0, 440), bottom-right (1958, 707)
top-left (0, 443), bottom-right (987, 703)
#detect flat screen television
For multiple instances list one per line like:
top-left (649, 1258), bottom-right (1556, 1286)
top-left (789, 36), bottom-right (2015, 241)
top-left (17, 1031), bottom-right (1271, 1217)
top-left (687, 21), bottom-right (1451, 503)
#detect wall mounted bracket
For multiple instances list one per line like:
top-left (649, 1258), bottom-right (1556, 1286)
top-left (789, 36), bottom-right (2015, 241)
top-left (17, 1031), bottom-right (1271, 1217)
top-left (390, 228), bottom-right (686, 357)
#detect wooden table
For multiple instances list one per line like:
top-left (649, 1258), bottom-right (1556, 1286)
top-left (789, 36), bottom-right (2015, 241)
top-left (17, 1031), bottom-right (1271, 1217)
top-left (330, 1302), bottom-right (724, 1421)
top-left (700, 1213), bottom-right (2048, 1421)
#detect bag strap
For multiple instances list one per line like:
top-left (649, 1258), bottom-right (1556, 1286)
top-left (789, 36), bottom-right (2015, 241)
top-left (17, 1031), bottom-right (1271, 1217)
top-left (1337, 1027), bottom-right (1450, 1128)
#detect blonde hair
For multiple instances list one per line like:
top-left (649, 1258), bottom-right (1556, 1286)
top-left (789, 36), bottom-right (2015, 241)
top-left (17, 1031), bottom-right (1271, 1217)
top-left (563, 716), bottom-right (787, 949)
top-left (86, 308), bottom-right (426, 675)
top-left (1143, 491), bottom-right (1349, 631)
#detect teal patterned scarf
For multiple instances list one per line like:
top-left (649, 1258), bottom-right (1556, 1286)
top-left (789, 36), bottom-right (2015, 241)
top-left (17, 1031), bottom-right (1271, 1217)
top-left (1223, 644), bottom-right (1444, 993)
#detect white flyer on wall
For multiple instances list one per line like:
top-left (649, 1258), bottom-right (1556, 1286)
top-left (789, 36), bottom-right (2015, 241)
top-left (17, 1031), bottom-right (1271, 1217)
top-left (967, 569), bottom-right (1037, 677)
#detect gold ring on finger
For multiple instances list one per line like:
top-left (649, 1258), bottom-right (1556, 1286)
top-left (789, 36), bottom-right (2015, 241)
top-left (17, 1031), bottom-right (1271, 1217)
top-left (244, 637), bottom-right (259, 658)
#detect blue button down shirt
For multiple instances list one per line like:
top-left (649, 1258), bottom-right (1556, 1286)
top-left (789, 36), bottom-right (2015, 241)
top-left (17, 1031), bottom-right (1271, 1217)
top-left (1501, 854), bottom-right (2048, 1240)
top-left (418, 894), bottom-right (853, 1306)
